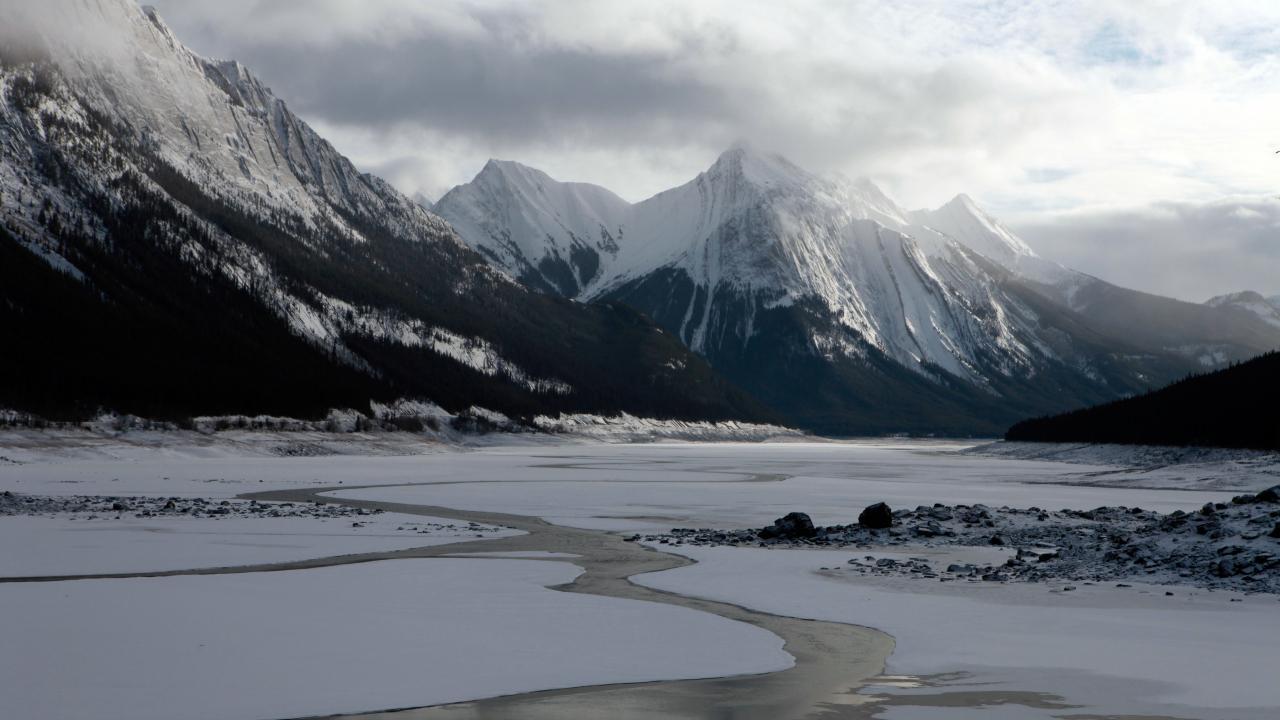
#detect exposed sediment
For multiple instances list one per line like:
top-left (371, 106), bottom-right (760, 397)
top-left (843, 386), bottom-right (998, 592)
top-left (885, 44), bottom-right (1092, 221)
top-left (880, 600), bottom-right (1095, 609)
top-left (647, 489), bottom-right (1280, 594)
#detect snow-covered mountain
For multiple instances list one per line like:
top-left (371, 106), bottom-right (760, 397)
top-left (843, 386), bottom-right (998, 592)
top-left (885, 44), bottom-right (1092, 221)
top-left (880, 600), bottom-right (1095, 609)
top-left (441, 147), bottom-right (1040, 378)
top-left (1206, 291), bottom-right (1280, 329)
top-left (437, 147), bottom-right (1280, 434)
top-left (434, 159), bottom-right (629, 296)
top-left (0, 0), bottom-right (765, 424)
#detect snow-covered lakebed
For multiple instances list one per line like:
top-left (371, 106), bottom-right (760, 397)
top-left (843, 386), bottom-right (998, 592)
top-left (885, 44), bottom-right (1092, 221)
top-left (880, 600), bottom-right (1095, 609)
top-left (1, 437), bottom-right (1277, 719)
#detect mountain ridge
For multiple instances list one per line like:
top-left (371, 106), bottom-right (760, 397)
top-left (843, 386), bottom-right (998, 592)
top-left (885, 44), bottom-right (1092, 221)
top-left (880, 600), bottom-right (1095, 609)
top-left (1206, 290), bottom-right (1280, 329)
top-left (435, 147), bottom-right (1280, 434)
top-left (0, 0), bottom-right (769, 425)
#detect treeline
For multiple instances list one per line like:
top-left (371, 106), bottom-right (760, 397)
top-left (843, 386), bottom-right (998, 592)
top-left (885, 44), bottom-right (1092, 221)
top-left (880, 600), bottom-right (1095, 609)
top-left (1006, 351), bottom-right (1280, 451)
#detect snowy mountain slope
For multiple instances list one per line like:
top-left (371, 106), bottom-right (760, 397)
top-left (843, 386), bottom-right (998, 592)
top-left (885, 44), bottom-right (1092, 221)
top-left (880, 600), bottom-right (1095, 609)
top-left (1206, 291), bottom-right (1280, 329)
top-left (0, 0), bottom-right (767, 424)
top-left (441, 147), bottom-right (1047, 381)
top-left (433, 159), bottom-right (629, 296)
top-left (437, 147), bottom-right (1280, 434)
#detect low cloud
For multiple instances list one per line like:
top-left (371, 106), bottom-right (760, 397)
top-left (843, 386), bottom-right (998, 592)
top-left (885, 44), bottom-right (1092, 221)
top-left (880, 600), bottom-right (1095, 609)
top-left (1014, 198), bottom-right (1280, 302)
top-left (61, 0), bottom-right (1280, 298)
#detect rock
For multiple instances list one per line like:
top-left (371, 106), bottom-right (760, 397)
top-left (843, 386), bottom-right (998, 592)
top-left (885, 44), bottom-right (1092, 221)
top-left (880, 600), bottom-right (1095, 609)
top-left (859, 502), bottom-right (894, 529)
top-left (1269, 522), bottom-right (1280, 539)
top-left (913, 521), bottom-right (948, 537)
top-left (988, 534), bottom-right (1005, 546)
top-left (928, 507), bottom-right (953, 521)
top-left (761, 512), bottom-right (816, 539)
top-left (1256, 485), bottom-right (1280, 504)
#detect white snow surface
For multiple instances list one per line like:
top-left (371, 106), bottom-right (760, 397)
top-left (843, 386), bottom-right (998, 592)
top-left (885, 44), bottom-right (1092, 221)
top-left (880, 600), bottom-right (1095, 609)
top-left (0, 559), bottom-right (791, 720)
top-left (328, 441), bottom-right (1235, 533)
top-left (0, 512), bottom-right (518, 577)
top-left (971, 440), bottom-right (1280, 491)
top-left (3, 439), bottom-right (1277, 718)
top-left (636, 544), bottom-right (1280, 719)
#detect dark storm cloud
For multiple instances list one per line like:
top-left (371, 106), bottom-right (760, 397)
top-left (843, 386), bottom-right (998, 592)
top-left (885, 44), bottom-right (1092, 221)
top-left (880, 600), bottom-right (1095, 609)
top-left (152, 2), bottom-right (745, 149)
top-left (250, 41), bottom-right (731, 144)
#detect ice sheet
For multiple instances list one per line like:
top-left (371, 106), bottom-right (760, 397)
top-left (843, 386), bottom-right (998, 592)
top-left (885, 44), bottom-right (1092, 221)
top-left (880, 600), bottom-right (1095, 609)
top-left (0, 558), bottom-right (791, 720)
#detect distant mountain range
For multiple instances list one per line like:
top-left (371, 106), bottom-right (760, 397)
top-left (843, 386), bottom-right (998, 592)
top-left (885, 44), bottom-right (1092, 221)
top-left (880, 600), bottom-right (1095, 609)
top-left (435, 150), bottom-right (1280, 434)
top-left (3, 0), bottom-right (1277, 437)
top-left (1206, 291), bottom-right (1280, 329)
top-left (0, 1), bottom-right (764, 424)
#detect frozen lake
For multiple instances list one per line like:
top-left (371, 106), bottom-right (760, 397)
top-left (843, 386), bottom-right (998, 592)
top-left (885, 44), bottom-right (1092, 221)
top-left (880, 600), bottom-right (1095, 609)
top-left (2, 438), bottom-right (1277, 719)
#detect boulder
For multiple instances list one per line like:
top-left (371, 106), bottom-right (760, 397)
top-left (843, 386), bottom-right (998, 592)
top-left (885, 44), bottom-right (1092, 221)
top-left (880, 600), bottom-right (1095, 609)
top-left (859, 502), bottom-right (894, 529)
top-left (760, 512), bottom-right (816, 539)
top-left (1255, 485), bottom-right (1280, 504)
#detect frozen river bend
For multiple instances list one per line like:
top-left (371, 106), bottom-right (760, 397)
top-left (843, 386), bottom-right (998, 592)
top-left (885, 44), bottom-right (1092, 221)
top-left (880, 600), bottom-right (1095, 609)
top-left (2, 438), bottom-right (1278, 719)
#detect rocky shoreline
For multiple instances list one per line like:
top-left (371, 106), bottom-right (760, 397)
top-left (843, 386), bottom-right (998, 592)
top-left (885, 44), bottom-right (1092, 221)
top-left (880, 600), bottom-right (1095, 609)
top-left (637, 488), bottom-right (1280, 594)
top-left (0, 491), bottom-right (505, 536)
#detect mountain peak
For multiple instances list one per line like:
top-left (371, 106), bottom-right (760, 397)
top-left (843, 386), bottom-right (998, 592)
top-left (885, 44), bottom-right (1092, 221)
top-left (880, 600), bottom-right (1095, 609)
top-left (943, 193), bottom-right (982, 213)
top-left (480, 157), bottom-right (525, 174)
top-left (474, 158), bottom-right (554, 188)
top-left (1207, 290), bottom-right (1267, 306)
top-left (1204, 291), bottom-right (1280, 328)
top-left (911, 192), bottom-right (1037, 264)
top-left (139, 3), bottom-right (185, 51)
top-left (705, 144), bottom-right (813, 192)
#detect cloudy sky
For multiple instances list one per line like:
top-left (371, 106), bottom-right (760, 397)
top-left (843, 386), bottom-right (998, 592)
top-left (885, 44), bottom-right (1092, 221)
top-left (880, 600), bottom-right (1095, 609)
top-left (149, 0), bottom-right (1279, 301)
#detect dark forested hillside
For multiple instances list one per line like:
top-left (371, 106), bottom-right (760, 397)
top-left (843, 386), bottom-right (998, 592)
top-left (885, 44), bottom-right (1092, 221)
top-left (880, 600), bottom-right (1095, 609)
top-left (1006, 352), bottom-right (1280, 451)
